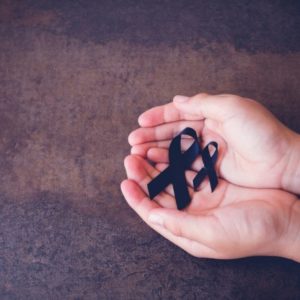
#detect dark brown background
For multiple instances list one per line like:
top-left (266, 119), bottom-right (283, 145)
top-left (0, 0), bottom-right (300, 299)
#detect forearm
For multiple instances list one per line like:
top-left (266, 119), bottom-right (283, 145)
top-left (282, 132), bottom-right (300, 195)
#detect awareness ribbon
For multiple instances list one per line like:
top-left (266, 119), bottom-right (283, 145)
top-left (147, 127), bottom-right (218, 210)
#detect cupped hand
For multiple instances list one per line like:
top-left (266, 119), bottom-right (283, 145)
top-left (121, 154), bottom-right (300, 260)
top-left (128, 94), bottom-right (299, 192)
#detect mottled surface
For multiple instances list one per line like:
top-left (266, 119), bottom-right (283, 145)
top-left (0, 0), bottom-right (300, 299)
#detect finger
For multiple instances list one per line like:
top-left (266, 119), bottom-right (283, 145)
top-left (121, 179), bottom-right (218, 258)
top-left (138, 102), bottom-right (202, 127)
top-left (148, 148), bottom-right (169, 162)
top-left (131, 140), bottom-right (170, 157)
top-left (148, 207), bottom-right (221, 248)
top-left (128, 121), bottom-right (204, 145)
top-left (132, 138), bottom-right (196, 160)
top-left (173, 93), bottom-right (243, 122)
top-left (124, 155), bottom-right (177, 209)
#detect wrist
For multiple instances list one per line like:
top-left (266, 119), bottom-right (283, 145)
top-left (281, 132), bottom-right (300, 194)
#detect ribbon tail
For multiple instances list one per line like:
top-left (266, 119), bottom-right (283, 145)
top-left (193, 168), bottom-right (207, 190)
top-left (172, 170), bottom-right (191, 210)
top-left (208, 169), bottom-right (218, 192)
top-left (148, 167), bottom-right (172, 199)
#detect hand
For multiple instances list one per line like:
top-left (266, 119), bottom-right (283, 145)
top-left (128, 94), bottom-right (300, 193)
top-left (121, 155), bottom-right (300, 261)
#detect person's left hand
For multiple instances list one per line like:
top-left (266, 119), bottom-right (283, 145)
top-left (121, 154), bottom-right (300, 260)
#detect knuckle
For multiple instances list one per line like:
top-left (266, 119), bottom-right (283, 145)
top-left (226, 95), bottom-right (242, 106)
top-left (194, 92), bottom-right (209, 100)
top-left (170, 223), bottom-right (183, 237)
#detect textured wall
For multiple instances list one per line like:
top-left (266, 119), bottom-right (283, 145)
top-left (0, 0), bottom-right (300, 299)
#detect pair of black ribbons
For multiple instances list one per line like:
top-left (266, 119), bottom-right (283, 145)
top-left (147, 127), bottom-right (218, 210)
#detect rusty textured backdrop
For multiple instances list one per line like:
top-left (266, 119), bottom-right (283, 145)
top-left (0, 0), bottom-right (300, 299)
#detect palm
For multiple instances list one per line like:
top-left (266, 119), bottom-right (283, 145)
top-left (202, 108), bottom-right (290, 188)
top-left (121, 155), bottom-right (296, 259)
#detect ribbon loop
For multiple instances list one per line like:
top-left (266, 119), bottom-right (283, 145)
top-left (148, 127), bottom-right (218, 210)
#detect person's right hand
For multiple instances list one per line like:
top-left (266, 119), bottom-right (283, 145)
top-left (121, 155), bottom-right (300, 262)
top-left (129, 94), bottom-right (300, 194)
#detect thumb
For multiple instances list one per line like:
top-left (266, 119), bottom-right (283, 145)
top-left (148, 208), bottom-right (217, 244)
top-left (173, 93), bottom-right (241, 122)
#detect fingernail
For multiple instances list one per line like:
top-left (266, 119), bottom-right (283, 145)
top-left (149, 214), bottom-right (164, 226)
top-left (174, 95), bottom-right (189, 103)
top-left (137, 114), bottom-right (144, 125)
top-left (128, 132), bottom-right (135, 145)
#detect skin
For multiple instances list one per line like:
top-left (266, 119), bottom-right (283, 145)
top-left (122, 93), bottom-right (300, 261)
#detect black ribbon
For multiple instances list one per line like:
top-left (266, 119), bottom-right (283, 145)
top-left (147, 127), bottom-right (218, 210)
